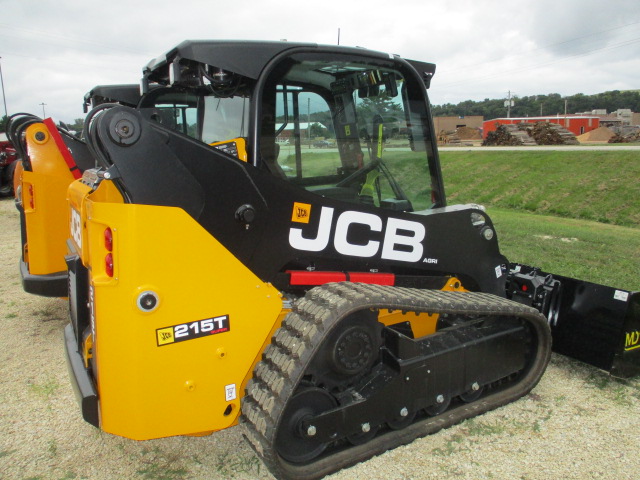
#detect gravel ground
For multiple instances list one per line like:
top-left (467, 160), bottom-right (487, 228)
top-left (0, 196), bottom-right (639, 480)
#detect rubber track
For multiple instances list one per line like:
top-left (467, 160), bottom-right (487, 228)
top-left (241, 283), bottom-right (551, 480)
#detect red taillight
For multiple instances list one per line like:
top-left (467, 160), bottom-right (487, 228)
top-left (105, 253), bottom-right (114, 277)
top-left (28, 184), bottom-right (35, 209)
top-left (104, 227), bottom-right (113, 251)
top-left (521, 284), bottom-right (528, 292)
top-left (104, 227), bottom-right (114, 277)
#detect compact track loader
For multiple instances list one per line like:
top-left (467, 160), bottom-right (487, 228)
top-left (6, 84), bottom-right (180, 296)
top-left (63, 41), bottom-right (640, 480)
top-left (8, 114), bottom-right (96, 296)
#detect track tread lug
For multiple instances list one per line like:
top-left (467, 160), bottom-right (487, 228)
top-left (240, 283), bottom-right (551, 480)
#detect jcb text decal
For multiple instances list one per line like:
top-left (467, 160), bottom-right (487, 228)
top-left (156, 315), bottom-right (230, 346)
top-left (70, 208), bottom-right (82, 249)
top-left (625, 330), bottom-right (640, 351)
top-left (289, 205), bottom-right (425, 263)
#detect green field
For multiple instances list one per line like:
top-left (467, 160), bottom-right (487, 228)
top-left (440, 150), bottom-right (640, 290)
top-left (440, 150), bottom-right (640, 227)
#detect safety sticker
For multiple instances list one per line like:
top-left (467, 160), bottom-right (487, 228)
top-left (225, 384), bottom-right (237, 402)
top-left (495, 266), bottom-right (503, 278)
top-left (614, 290), bottom-right (629, 302)
top-left (156, 315), bottom-right (230, 346)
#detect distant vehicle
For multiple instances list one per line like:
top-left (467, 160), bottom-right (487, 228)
top-left (313, 139), bottom-right (332, 148)
top-left (0, 132), bottom-right (18, 197)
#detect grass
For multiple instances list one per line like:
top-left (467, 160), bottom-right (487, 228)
top-left (214, 453), bottom-right (263, 477)
top-left (489, 208), bottom-right (640, 290)
top-left (464, 419), bottom-right (507, 436)
top-left (440, 150), bottom-right (640, 228)
top-left (435, 149), bottom-right (639, 291)
top-left (29, 378), bottom-right (60, 400)
top-left (136, 447), bottom-right (189, 480)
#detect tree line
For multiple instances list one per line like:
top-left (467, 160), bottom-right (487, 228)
top-left (3, 90), bottom-right (640, 134)
top-left (431, 90), bottom-right (640, 119)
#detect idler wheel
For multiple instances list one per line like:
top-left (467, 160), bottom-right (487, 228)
top-left (275, 387), bottom-right (337, 464)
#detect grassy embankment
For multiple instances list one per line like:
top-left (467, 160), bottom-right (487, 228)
top-left (440, 150), bottom-right (640, 290)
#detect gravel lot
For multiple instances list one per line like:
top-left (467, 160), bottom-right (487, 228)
top-left (1, 196), bottom-right (639, 480)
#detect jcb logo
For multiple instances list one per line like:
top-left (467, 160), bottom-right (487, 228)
top-left (70, 208), bottom-right (82, 249)
top-left (289, 205), bottom-right (425, 263)
top-left (625, 330), bottom-right (640, 351)
top-left (292, 202), bottom-right (311, 224)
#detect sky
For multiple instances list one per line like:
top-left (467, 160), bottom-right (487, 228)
top-left (1, 0), bottom-right (640, 123)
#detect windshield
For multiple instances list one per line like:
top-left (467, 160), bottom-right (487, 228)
top-left (260, 53), bottom-right (440, 212)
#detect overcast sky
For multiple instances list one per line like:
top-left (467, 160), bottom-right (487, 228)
top-left (1, 0), bottom-right (639, 122)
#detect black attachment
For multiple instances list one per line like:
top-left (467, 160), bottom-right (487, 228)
top-left (509, 264), bottom-right (640, 378)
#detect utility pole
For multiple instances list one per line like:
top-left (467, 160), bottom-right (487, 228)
top-left (0, 57), bottom-right (8, 120)
top-left (40, 102), bottom-right (47, 118)
top-left (505, 90), bottom-right (515, 118)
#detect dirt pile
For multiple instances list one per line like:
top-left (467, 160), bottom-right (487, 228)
top-left (456, 126), bottom-right (482, 140)
top-left (577, 126), bottom-right (615, 143)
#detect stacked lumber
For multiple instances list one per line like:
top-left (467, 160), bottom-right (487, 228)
top-left (483, 122), bottom-right (580, 146)
top-left (482, 124), bottom-right (535, 146)
top-left (607, 126), bottom-right (640, 143)
top-left (527, 122), bottom-right (579, 145)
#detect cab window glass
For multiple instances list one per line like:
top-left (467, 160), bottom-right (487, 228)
top-left (201, 96), bottom-right (250, 144)
top-left (261, 54), bottom-right (436, 212)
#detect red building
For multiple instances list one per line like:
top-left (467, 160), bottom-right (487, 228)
top-left (482, 116), bottom-right (600, 139)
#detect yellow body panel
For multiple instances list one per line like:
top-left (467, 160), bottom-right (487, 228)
top-left (78, 184), bottom-right (282, 440)
top-left (12, 160), bottom-right (23, 197)
top-left (21, 123), bottom-right (76, 275)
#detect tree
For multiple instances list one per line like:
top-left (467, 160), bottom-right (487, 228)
top-left (0, 115), bottom-right (7, 133)
top-left (357, 94), bottom-right (403, 122)
top-left (68, 118), bottom-right (85, 134)
top-left (431, 90), bottom-right (640, 119)
top-left (309, 122), bottom-right (327, 138)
